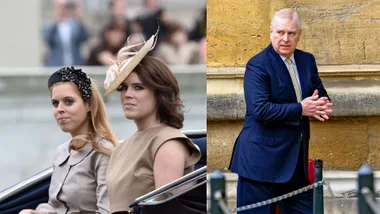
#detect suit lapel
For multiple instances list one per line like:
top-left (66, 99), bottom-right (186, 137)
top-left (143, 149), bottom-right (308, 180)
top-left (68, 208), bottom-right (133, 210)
top-left (267, 44), bottom-right (296, 102)
top-left (294, 50), bottom-right (307, 99)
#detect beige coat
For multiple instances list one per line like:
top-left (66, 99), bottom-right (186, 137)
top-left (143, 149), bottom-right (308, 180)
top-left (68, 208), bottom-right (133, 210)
top-left (36, 137), bottom-right (114, 214)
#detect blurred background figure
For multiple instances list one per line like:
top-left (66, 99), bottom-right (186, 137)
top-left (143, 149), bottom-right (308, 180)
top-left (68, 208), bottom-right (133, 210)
top-left (188, 8), bottom-right (206, 42)
top-left (154, 23), bottom-right (201, 65)
top-left (134, 0), bottom-right (174, 55)
top-left (87, 22), bottom-right (126, 66)
top-left (198, 36), bottom-right (206, 64)
top-left (41, 0), bottom-right (206, 67)
top-left (102, 0), bottom-right (139, 41)
top-left (42, 0), bottom-right (89, 66)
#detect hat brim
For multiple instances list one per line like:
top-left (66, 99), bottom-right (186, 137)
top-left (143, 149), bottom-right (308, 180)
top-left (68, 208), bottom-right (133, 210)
top-left (104, 35), bottom-right (155, 96)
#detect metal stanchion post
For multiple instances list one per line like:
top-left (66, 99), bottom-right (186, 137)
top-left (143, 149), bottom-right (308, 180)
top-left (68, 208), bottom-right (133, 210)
top-left (210, 170), bottom-right (226, 214)
top-left (313, 159), bottom-right (324, 214)
top-left (358, 164), bottom-right (375, 214)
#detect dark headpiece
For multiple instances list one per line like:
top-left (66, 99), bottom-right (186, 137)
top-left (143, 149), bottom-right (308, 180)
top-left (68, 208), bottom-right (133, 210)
top-left (48, 67), bottom-right (92, 100)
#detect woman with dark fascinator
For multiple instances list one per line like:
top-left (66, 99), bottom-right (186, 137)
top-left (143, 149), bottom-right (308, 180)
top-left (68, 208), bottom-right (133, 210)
top-left (19, 67), bottom-right (118, 214)
top-left (103, 31), bottom-right (201, 213)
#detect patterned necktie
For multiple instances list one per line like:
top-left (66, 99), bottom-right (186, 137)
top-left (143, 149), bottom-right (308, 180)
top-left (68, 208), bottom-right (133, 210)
top-left (285, 58), bottom-right (302, 102)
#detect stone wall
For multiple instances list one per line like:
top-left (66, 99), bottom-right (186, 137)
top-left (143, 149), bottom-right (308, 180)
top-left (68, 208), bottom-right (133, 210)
top-left (207, 0), bottom-right (380, 66)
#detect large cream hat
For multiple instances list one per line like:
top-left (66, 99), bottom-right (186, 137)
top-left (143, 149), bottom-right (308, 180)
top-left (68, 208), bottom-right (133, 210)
top-left (103, 30), bottom-right (158, 95)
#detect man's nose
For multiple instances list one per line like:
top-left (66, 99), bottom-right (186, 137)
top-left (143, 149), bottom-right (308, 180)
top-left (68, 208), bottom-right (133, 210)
top-left (282, 33), bottom-right (289, 42)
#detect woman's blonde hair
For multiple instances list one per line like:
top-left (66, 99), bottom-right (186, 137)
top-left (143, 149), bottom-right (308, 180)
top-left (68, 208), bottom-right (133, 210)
top-left (70, 80), bottom-right (118, 155)
top-left (52, 81), bottom-right (118, 155)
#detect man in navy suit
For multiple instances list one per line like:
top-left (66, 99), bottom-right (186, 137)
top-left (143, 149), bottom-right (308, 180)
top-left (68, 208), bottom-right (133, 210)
top-left (43, 0), bottom-right (88, 67)
top-left (229, 8), bottom-right (333, 214)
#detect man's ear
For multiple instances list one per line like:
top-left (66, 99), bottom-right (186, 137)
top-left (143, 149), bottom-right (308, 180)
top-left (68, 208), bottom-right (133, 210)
top-left (269, 27), bottom-right (274, 39)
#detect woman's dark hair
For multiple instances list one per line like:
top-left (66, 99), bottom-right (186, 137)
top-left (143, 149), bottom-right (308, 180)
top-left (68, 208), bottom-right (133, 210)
top-left (133, 56), bottom-right (184, 129)
top-left (102, 22), bottom-right (125, 43)
top-left (164, 23), bottom-right (187, 43)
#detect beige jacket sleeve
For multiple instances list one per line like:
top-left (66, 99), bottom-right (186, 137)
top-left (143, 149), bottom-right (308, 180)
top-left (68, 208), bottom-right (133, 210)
top-left (94, 151), bottom-right (111, 214)
top-left (35, 148), bottom-right (60, 214)
top-left (35, 203), bottom-right (57, 214)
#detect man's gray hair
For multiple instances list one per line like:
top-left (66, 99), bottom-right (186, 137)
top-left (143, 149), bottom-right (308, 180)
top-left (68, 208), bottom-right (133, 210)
top-left (270, 8), bottom-right (302, 29)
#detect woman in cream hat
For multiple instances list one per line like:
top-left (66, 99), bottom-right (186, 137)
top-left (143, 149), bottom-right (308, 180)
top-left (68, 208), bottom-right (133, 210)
top-left (104, 32), bottom-right (201, 213)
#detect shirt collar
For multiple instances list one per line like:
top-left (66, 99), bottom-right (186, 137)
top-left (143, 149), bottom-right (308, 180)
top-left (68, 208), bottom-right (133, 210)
top-left (280, 54), bottom-right (295, 65)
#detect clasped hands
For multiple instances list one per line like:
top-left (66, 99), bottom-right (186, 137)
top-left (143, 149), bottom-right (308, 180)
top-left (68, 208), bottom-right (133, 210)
top-left (301, 90), bottom-right (333, 122)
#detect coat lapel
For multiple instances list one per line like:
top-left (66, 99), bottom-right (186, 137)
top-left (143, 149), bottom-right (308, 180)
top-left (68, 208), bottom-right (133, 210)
top-left (68, 140), bottom-right (94, 166)
top-left (294, 50), bottom-right (308, 99)
top-left (55, 137), bottom-right (105, 166)
top-left (67, 136), bottom-right (104, 165)
top-left (55, 140), bottom-right (70, 166)
top-left (267, 44), bottom-right (296, 102)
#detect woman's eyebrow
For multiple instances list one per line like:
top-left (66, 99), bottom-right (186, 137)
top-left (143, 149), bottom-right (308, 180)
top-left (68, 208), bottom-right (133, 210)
top-left (51, 96), bottom-right (75, 100)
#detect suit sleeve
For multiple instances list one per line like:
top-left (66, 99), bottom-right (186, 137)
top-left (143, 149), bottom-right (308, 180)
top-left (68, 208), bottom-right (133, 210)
top-left (76, 22), bottom-right (89, 44)
top-left (42, 23), bottom-right (57, 48)
top-left (310, 54), bottom-right (330, 100)
top-left (244, 59), bottom-right (302, 123)
top-left (35, 203), bottom-right (57, 214)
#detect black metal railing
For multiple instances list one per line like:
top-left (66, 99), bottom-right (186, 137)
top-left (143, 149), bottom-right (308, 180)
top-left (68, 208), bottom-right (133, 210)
top-left (210, 159), bottom-right (326, 214)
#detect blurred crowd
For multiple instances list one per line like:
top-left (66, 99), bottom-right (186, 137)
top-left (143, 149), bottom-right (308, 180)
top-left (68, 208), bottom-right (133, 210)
top-left (42, 0), bottom-right (206, 67)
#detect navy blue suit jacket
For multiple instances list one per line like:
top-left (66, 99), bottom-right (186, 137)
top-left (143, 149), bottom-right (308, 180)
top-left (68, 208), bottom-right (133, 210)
top-left (43, 20), bottom-right (88, 67)
top-left (229, 44), bottom-right (329, 183)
